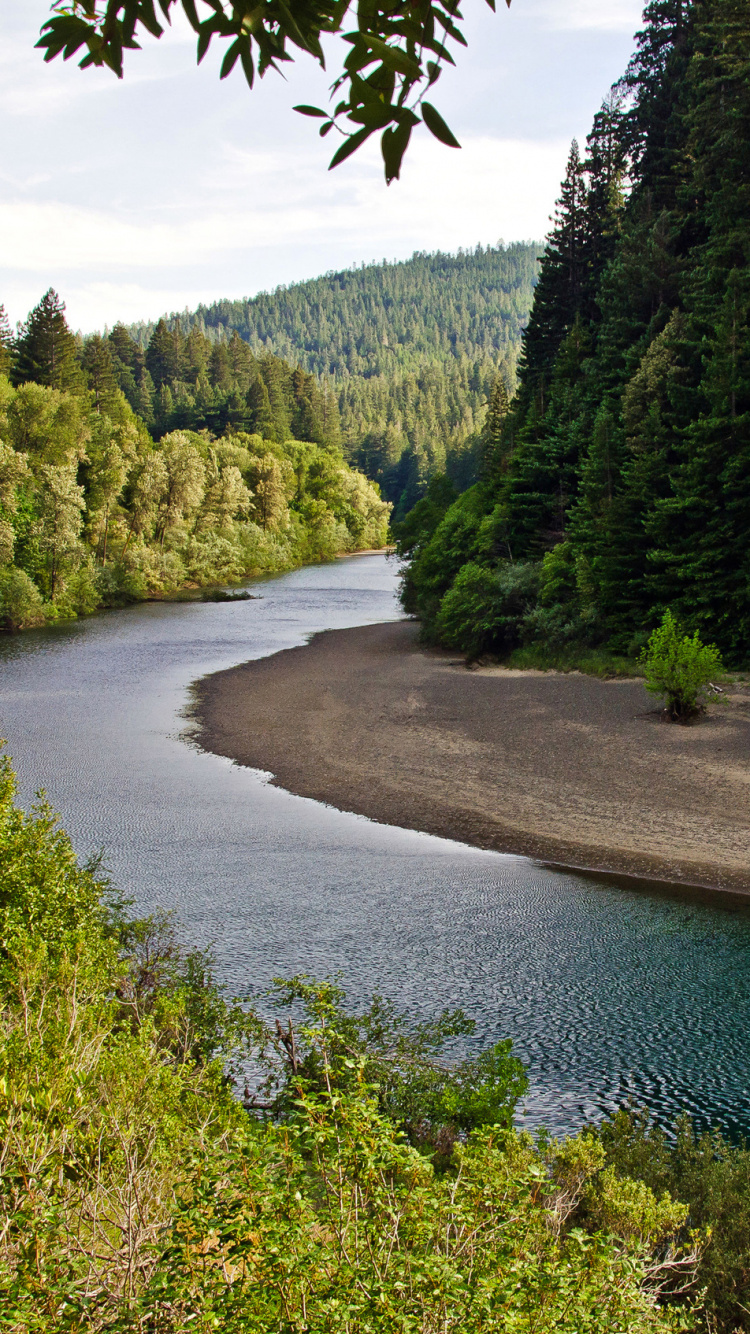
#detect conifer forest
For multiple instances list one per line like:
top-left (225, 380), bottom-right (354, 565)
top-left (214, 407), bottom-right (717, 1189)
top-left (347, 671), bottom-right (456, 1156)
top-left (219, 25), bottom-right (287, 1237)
top-left (401, 0), bottom-right (750, 668)
top-left (4, 1), bottom-right (750, 1331)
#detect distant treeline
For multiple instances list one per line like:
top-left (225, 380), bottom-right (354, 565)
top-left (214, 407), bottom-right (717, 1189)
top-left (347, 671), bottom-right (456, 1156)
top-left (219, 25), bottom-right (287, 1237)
top-left (122, 245), bottom-right (540, 517)
top-left (0, 292), bottom-right (389, 632)
top-left (400, 0), bottom-right (750, 667)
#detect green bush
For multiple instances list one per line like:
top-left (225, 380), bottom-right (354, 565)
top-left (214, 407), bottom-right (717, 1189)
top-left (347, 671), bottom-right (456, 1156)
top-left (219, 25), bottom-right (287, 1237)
top-left (55, 562), bottom-right (102, 618)
top-left (0, 567), bottom-right (45, 631)
top-left (592, 1107), bottom-right (750, 1333)
top-left (639, 610), bottom-right (723, 719)
top-left (436, 559), bottom-right (539, 658)
top-left (0, 753), bottom-right (702, 1333)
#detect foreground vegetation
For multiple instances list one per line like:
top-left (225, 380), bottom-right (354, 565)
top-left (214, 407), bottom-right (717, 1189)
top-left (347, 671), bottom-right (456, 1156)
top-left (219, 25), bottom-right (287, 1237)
top-left (3, 751), bottom-right (750, 1332)
top-left (0, 294), bottom-right (390, 632)
top-left (399, 0), bottom-right (750, 668)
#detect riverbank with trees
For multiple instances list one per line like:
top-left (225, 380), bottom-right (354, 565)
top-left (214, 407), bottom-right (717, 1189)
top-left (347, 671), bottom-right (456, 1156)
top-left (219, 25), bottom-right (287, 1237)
top-left (0, 292), bottom-right (390, 632)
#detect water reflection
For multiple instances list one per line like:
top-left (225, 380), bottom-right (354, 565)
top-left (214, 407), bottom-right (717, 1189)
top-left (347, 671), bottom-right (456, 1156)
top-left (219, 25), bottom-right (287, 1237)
top-left (0, 553), bottom-right (749, 1138)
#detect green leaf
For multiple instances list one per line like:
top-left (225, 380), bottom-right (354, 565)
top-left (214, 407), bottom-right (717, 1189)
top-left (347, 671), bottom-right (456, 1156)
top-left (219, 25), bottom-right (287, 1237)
top-left (381, 121), bottom-right (412, 184)
top-left (328, 126), bottom-right (372, 170)
top-left (220, 38), bottom-right (242, 80)
top-left (343, 32), bottom-right (422, 80)
top-left (421, 102), bottom-right (461, 149)
top-left (294, 105), bottom-right (329, 118)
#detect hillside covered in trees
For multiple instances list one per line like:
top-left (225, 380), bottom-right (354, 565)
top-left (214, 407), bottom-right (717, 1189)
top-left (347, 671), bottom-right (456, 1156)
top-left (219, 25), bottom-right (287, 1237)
top-left (124, 245), bottom-right (539, 517)
top-left (0, 292), bottom-right (390, 632)
top-left (401, 0), bottom-right (750, 667)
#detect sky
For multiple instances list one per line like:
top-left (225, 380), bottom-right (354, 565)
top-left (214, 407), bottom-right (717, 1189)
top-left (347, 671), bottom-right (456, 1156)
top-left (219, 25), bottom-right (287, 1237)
top-left (0, 0), bottom-right (645, 333)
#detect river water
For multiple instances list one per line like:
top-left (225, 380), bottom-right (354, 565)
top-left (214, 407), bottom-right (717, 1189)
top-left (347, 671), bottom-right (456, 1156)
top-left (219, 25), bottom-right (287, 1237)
top-left (1, 552), bottom-right (749, 1138)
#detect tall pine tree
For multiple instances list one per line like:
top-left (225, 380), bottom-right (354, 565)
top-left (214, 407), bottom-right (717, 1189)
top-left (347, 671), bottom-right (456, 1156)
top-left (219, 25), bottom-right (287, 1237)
top-left (13, 290), bottom-right (84, 394)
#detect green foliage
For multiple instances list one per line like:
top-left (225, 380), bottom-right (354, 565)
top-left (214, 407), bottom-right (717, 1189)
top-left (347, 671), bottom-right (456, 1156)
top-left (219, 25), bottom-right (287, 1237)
top-left (12, 289), bottom-right (85, 395)
top-left (593, 1106), bottom-right (750, 1333)
top-left (638, 610), bottom-right (724, 719)
top-left (0, 315), bottom-right (391, 633)
top-left (392, 472), bottom-right (458, 557)
top-left (506, 643), bottom-right (636, 677)
top-left (0, 568), bottom-right (45, 631)
top-left (122, 245), bottom-right (537, 518)
top-left (0, 752), bottom-right (110, 964)
top-left (254, 976), bottom-right (528, 1168)
top-left (400, 0), bottom-right (750, 667)
top-left (0, 755), bottom-right (707, 1331)
top-left (154, 1114), bottom-right (692, 1334)
top-left (435, 559), bottom-right (539, 659)
top-left (37, 1), bottom-right (515, 182)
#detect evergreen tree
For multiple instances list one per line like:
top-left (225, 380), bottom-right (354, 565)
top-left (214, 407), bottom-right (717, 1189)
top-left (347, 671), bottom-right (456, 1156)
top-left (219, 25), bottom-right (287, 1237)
top-left (0, 305), bottom-right (14, 378)
top-left (146, 318), bottom-right (184, 388)
top-left (515, 141), bottom-right (588, 420)
top-left (480, 374), bottom-right (510, 481)
top-left (401, 0), bottom-right (750, 663)
top-left (81, 334), bottom-right (119, 412)
top-left (583, 91), bottom-right (628, 310)
top-left (136, 369), bottom-right (156, 427)
top-left (13, 290), bottom-right (85, 394)
top-left (246, 372), bottom-right (275, 439)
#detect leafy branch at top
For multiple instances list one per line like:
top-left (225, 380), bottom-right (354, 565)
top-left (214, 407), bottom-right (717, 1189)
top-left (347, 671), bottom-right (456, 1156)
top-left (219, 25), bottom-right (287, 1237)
top-left (36, 0), bottom-right (512, 182)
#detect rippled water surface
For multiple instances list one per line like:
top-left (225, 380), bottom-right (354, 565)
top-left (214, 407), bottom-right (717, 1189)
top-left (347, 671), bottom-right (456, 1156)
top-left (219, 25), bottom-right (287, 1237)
top-left (1, 553), bottom-right (749, 1138)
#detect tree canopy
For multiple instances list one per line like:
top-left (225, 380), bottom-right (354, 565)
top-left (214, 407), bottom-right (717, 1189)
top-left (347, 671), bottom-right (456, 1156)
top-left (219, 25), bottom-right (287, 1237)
top-left (37, 0), bottom-right (511, 181)
top-left (399, 0), bottom-right (750, 667)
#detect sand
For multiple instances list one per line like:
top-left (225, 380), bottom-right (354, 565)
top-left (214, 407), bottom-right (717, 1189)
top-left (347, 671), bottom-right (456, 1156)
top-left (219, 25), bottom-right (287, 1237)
top-left (193, 620), bottom-right (750, 894)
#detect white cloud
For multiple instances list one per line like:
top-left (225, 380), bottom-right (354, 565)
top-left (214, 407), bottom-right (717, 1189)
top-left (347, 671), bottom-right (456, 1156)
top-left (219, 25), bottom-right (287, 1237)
top-left (0, 0), bottom-right (637, 331)
top-left (0, 134), bottom-right (564, 328)
top-left (532, 0), bottom-right (643, 33)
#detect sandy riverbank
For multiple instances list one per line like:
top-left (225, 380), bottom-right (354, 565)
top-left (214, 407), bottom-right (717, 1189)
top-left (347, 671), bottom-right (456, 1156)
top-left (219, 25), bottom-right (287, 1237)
top-left (194, 620), bottom-right (750, 894)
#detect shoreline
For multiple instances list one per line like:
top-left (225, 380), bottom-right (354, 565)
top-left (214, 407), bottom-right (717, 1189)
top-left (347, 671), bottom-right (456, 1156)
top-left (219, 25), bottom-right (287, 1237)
top-left (193, 620), bottom-right (750, 897)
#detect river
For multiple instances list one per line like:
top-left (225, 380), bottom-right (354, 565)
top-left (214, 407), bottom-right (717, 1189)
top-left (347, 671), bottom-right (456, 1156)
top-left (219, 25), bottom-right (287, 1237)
top-left (1, 552), bottom-right (749, 1138)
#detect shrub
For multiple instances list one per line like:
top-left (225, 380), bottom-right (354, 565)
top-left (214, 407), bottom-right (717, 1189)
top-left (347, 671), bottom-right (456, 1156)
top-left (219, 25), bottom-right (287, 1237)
top-left (55, 562), bottom-right (102, 618)
top-left (593, 1107), bottom-right (750, 1333)
top-left (0, 756), bottom-right (701, 1333)
top-left (0, 567), bottom-right (45, 631)
top-left (436, 560), bottom-right (539, 659)
top-left (639, 610), bottom-right (723, 719)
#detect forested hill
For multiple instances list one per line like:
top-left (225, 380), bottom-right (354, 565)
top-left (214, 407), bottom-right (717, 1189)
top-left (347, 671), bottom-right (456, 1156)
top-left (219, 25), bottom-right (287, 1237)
top-left (143, 246), bottom-right (538, 379)
top-left (402, 0), bottom-right (750, 666)
top-left (127, 245), bottom-right (539, 516)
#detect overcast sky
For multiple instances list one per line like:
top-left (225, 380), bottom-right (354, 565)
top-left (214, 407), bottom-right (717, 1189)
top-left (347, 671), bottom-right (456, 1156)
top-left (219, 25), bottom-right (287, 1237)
top-left (0, 0), bottom-right (644, 333)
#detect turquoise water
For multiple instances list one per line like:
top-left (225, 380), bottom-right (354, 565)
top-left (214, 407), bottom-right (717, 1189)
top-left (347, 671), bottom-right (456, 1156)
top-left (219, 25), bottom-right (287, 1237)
top-left (1, 553), bottom-right (749, 1138)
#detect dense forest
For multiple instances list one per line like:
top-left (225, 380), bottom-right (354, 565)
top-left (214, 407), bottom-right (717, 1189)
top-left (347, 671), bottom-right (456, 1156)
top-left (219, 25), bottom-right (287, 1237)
top-left (0, 291), bottom-right (389, 631)
top-left (5, 749), bottom-right (750, 1334)
top-left (124, 245), bottom-right (539, 516)
top-left (401, 0), bottom-right (750, 667)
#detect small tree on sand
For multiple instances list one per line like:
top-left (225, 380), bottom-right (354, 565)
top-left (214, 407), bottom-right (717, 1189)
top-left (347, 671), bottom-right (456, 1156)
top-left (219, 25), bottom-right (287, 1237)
top-left (639, 610), bottom-right (723, 720)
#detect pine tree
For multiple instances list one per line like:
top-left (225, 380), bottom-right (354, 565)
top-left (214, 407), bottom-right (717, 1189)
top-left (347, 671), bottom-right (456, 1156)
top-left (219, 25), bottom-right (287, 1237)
top-left (479, 374), bottom-right (510, 481)
top-left (0, 305), bottom-right (14, 378)
top-left (258, 355), bottom-right (292, 441)
top-left (208, 342), bottom-right (233, 393)
top-left (146, 319), bottom-right (185, 389)
top-left (246, 372), bottom-right (275, 439)
top-left (583, 91), bottom-right (628, 311)
top-left (13, 290), bottom-right (85, 394)
top-left (650, 270), bottom-right (750, 657)
top-left (81, 335), bottom-right (119, 412)
top-left (136, 369), bottom-right (156, 427)
top-left (514, 141), bottom-right (589, 419)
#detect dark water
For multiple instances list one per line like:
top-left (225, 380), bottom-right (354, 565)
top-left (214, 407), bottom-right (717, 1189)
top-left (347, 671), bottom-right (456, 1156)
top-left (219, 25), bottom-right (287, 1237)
top-left (1, 553), bottom-right (749, 1139)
